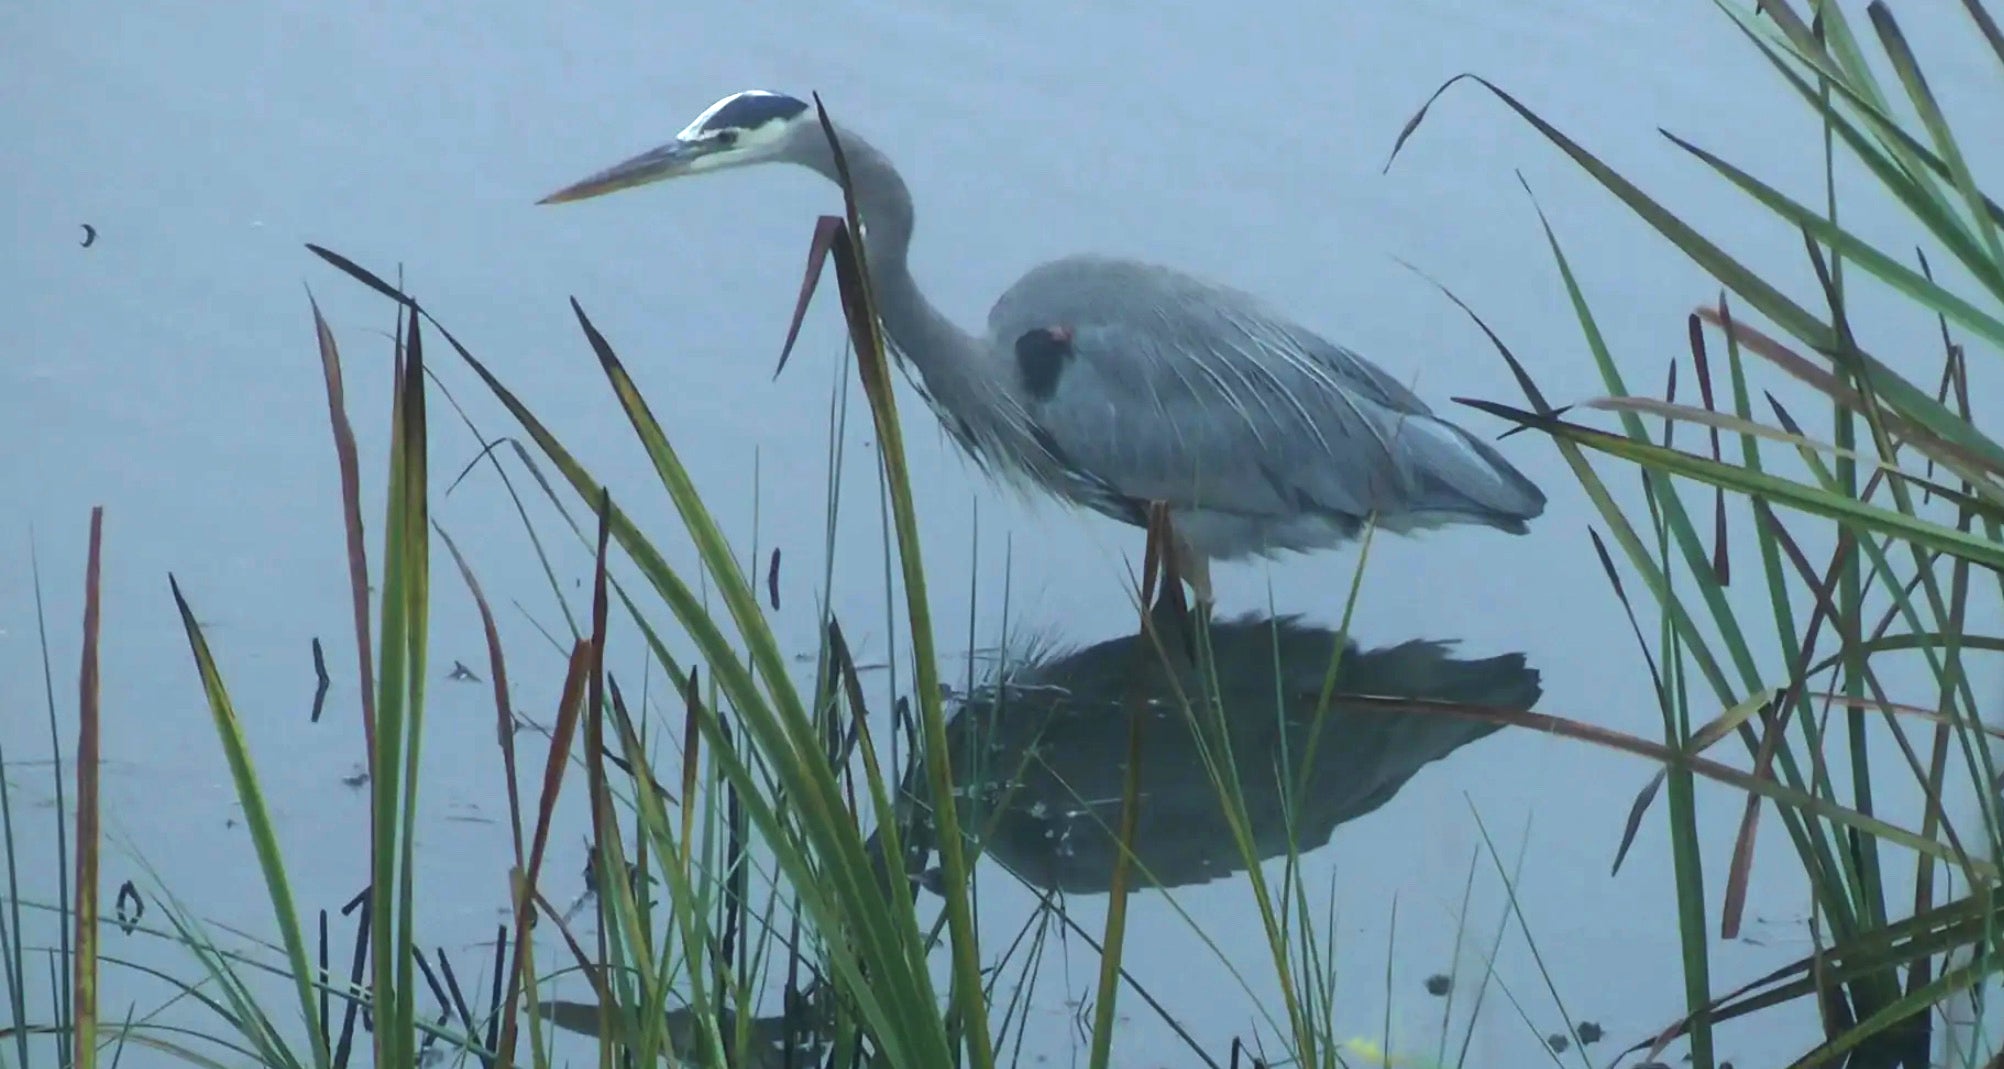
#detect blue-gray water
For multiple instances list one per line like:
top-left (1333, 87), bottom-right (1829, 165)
top-left (6, 1), bottom-right (2002, 1065)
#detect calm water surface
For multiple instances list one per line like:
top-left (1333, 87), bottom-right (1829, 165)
top-left (7, 1), bottom-right (2002, 1065)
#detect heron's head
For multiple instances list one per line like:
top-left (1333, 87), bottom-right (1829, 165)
top-left (538, 90), bottom-right (824, 205)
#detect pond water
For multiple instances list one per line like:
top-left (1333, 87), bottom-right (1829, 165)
top-left (7, 1), bottom-right (2003, 1065)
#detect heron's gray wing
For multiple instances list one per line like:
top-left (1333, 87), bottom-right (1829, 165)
top-left (988, 256), bottom-right (1541, 530)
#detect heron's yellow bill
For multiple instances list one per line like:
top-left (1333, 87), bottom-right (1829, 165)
top-left (537, 141), bottom-right (695, 204)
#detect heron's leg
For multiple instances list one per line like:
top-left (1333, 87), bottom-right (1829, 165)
top-left (1186, 554), bottom-right (1214, 608)
top-left (1168, 532), bottom-right (1215, 608)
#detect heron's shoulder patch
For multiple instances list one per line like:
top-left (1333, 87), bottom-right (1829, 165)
top-left (1014, 325), bottom-right (1075, 402)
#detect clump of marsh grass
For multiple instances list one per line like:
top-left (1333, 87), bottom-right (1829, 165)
top-left (1384, 0), bottom-right (2004, 1064)
top-left (0, 97), bottom-right (1200, 1069)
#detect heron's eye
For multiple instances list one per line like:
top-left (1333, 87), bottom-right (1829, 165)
top-left (713, 130), bottom-right (740, 147)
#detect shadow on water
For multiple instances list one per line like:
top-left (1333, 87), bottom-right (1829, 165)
top-left (546, 609), bottom-right (1539, 1064)
top-left (913, 608), bottom-right (1540, 894)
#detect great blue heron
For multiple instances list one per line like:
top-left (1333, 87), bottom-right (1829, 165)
top-left (540, 90), bottom-right (1546, 604)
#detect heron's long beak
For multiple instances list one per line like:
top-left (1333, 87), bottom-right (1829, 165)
top-left (537, 140), bottom-right (709, 204)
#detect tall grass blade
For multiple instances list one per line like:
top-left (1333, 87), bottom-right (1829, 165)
top-left (498, 640), bottom-right (592, 1068)
top-left (1661, 130), bottom-right (2004, 351)
top-left (812, 93), bottom-right (994, 1068)
top-left (1865, 2), bottom-right (2004, 270)
top-left (309, 295), bottom-right (378, 755)
top-left (1963, 0), bottom-right (2004, 68)
top-left (1459, 401), bottom-right (2004, 572)
top-left (435, 527), bottom-right (530, 875)
top-left (169, 574), bottom-right (331, 1069)
top-left (72, 507), bottom-right (104, 1069)
top-left (1085, 672), bottom-right (1146, 1069)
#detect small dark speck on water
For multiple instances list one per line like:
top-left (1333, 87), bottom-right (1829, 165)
top-left (1422, 974), bottom-right (1451, 996)
top-left (1545, 1034), bottom-right (1569, 1054)
top-left (1575, 1021), bottom-right (1603, 1044)
top-left (79, 223), bottom-right (97, 247)
top-left (449, 660), bottom-right (480, 683)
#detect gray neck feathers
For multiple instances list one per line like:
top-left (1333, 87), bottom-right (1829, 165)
top-left (801, 126), bottom-right (1023, 469)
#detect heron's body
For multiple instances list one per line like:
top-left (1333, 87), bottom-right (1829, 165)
top-left (541, 90), bottom-right (1546, 602)
top-left (981, 255), bottom-right (1544, 559)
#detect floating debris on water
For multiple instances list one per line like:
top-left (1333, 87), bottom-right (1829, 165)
top-left (1337, 1038), bottom-right (1446, 1068)
top-left (309, 636), bottom-right (331, 722)
top-left (115, 880), bottom-right (143, 934)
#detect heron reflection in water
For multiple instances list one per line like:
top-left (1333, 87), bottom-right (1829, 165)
top-left (538, 611), bottom-right (1535, 1063)
top-left (540, 91), bottom-right (1547, 607)
top-left (878, 610), bottom-right (1539, 894)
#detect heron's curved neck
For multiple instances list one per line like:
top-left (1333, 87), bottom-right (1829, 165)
top-left (806, 127), bottom-right (986, 399)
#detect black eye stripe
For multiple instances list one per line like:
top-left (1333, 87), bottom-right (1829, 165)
top-left (700, 93), bottom-right (808, 133)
